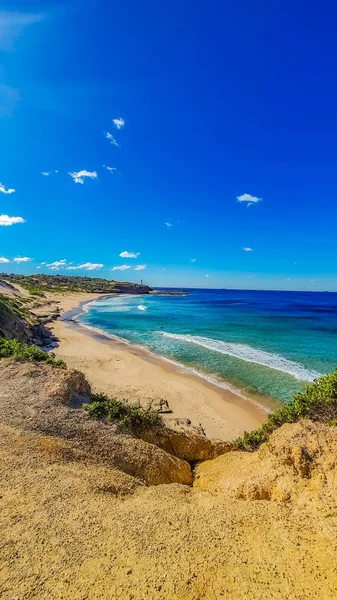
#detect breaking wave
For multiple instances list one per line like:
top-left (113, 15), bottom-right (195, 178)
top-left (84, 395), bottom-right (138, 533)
top-left (159, 332), bottom-right (321, 382)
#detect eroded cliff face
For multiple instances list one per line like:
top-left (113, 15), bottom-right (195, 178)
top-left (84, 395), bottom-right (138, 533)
top-left (0, 360), bottom-right (193, 486)
top-left (0, 298), bottom-right (34, 342)
top-left (1, 359), bottom-right (337, 599)
top-left (195, 419), bottom-right (337, 508)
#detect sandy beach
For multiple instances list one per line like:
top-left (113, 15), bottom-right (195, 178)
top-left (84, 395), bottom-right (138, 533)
top-left (46, 292), bottom-right (267, 441)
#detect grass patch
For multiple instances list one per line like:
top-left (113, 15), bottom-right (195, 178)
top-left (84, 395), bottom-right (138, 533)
top-left (235, 369), bottom-right (337, 451)
top-left (0, 338), bottom-right (66, 368)
top-left (83, 393), bottom-right (164, 432)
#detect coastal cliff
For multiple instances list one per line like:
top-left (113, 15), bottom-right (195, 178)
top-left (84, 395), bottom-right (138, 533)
top-left (1, 355), bottom-right (337, 599)
top-left (1, 275), bottom-right (337, 599)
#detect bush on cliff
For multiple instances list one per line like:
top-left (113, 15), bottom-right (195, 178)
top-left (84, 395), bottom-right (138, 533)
top-left (83, 393), bottom-right (164, 432)
top-left (235, 369), bottom-right (337, 451)
top-left (0, 339), bottom-right (66, 368)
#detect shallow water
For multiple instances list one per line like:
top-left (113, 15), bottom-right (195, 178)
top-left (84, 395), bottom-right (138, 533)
top-left (77, 288), bottom-right (337, 405)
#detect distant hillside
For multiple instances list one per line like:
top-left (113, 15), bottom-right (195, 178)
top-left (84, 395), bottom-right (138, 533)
top-left (0, 273), bottom-right (152, 295)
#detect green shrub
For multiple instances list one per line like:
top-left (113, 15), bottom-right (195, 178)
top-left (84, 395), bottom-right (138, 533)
top-left (235, 369), bottom-right (337, 451)
top-left (26, 288), bottom-right (45, 297)
top-left (0, 338), bottom-right (66, 368)
top-left (83, 393), bottom-right (164, 432)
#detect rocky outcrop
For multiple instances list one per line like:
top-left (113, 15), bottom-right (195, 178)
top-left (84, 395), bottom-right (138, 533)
top-left (140, 427), bottom-right (233, 463)
top-left (0, 360), bottom-right (192, 486)
top-left (0, 279), bottom-right (20, 296)
top-left (194, 419), bottom-right (337, 508)
top-left (0, 292), bottom-right (57, 348)
top-left (0, 297), bottom-right (35, 343)
top-left (149, 289), bottom-right (189, 296)
top-left (112, 283), bottom-right (152, 294)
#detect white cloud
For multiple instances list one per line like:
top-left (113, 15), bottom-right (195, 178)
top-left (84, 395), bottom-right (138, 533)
top-left (14, 257), bottom-right (31, 263)
top-left (165, 222), bottom-right (172, 228)
top-left (112, 265), bottom-right (131, 271)
top-left (0, 10), bottom-right (45, 51)
top-left (0, 257), bottom-right (10, 263)
top-left (41, 171), bottom-right (50, 176)
top-left (243, 247), bottom-right (253, 252)
top-left (0, 215), bottom-right (25, 226)
top-left (119, 251), bottom-right (140, 259)
top-left (190, 258), bottom-right (197, 262)
top-left (0, 182), bottom-right (15, 194)
top-left (113, 117), bottom-right (125, 129)
top-left (236, 193), bottom-right (262, 207)
top-left (47, 259), bottom-right (67, 270)
top-left (206, 274), bottom-right (209, 277)
top-left (105, 132), bottom-right (120, 147)
top-left (67, 262), bottom-right (103, 271)
top-left (134, 264), bottom-right (146, 271)
top-left (104, 165), bottom-right (117, 174)
top-left (68, 170), bottom-right (97, 184)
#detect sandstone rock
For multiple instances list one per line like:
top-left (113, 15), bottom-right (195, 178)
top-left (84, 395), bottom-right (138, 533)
top-left (139, 426), bottom-right (232, 463)
top-left (194, 420), bottom-right (337, 508)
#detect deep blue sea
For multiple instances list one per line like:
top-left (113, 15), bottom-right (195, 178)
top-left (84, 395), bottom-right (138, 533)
top-left (77, 289), bottom-right (337, 408)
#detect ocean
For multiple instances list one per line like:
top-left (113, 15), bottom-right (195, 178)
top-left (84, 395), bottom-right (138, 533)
top-left (77, 288), bottom-right (337, 408)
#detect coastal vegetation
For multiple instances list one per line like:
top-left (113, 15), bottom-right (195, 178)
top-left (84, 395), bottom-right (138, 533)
top-left (235, 369), bottom-right (337, 450)
top-left (83, 392), bottom-right (164, 432)
top-left (0, 273), bottom-right (151, 295)
top-left (0, 338), bottom-right (66, 368)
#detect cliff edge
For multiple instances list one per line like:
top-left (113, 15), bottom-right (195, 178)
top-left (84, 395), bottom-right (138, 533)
top-left (1, 358), bottom-right (337, 599)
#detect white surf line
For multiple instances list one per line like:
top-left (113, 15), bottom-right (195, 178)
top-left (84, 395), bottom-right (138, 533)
top-left (160, 332), bottom-right (322, 382)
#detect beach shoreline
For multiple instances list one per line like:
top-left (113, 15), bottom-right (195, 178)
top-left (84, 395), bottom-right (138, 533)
top-left (47, 292), bottom-right (268, 441)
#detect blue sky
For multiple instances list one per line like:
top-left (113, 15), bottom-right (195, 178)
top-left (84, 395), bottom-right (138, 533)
top-left (1, 0), bottom-right (337, 290)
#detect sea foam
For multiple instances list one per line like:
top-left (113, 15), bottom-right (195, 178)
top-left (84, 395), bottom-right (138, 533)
top-left (159, 332), bottom-right (321, 382)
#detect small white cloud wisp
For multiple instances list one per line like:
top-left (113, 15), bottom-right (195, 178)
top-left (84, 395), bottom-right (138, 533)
top-left (119, 251), bottom-right (140, 259)
top-left (243, 247), bottom-right (253, 252)
top-left (0, 215), bottom-right (24, 226)
top-left (236, 193), bottom-right (262, 207)
top-left (47, 259), bottom-right (67, 270)
top-left (105, 132), bottom-right (120, 147)
top-left (0, 182), bottom-right (15, 194)
top-left (14, 257), bottom-right (31, 263)
top-left (134, 264), bottom-right (146, 271)
top-left (113, 117), bottom-right (125, 129)
top-left (67, 262), bottom-right (103, 271)
top-left (68, 170), bottom-right (97, 184)
top-left (104, 165), bottom-right (117, 174)
top-left (0, 257), bottom-right (10, 263)
top-left (165, 222), bottom-right (172, 228)
top-left (112, 265), bottom-right (131, 271)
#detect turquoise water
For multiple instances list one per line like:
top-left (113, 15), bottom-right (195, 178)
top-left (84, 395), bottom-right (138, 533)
top-left (77, 289), bottom-right (337, 406)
